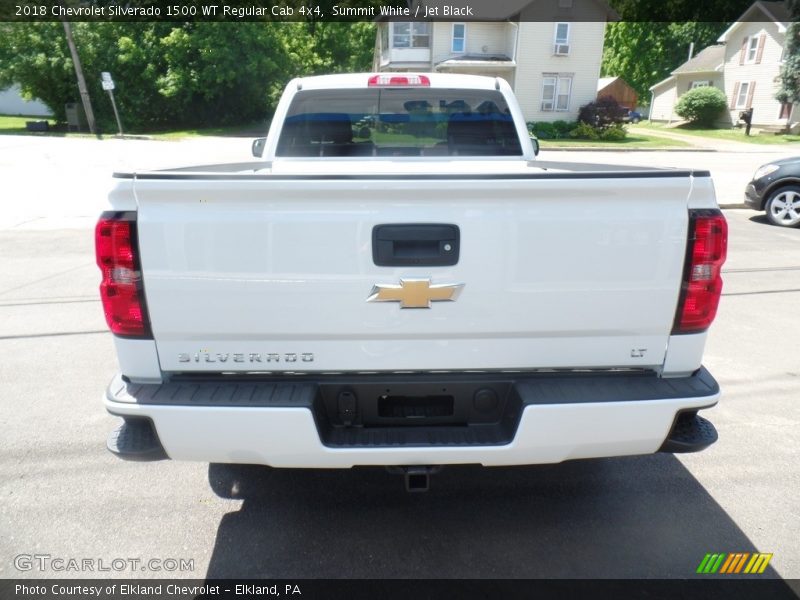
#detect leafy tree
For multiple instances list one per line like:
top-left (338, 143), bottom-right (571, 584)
top-left (0, 22), bottom-right (375, 131)
top-left (608, 0), bottom-right (751, 22)
top-left (0, 22), bottom-right (76, 122)
top-left (674, 86), bottom-right (727, 126)
top-left (776, 0), bottom-right (800, 106)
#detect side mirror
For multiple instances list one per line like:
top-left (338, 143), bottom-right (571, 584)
top-left (530, 136), bottom-right (540, 156)
top-left (251, 137), bottom-right (266, 158)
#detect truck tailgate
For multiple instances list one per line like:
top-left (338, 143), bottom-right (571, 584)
top-left (133, 173), bottom-right (692, 373)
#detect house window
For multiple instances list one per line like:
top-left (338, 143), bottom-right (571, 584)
top-left (735, 82), bottom-right (750, 108)
top-left (691, 81), bottom-right (710, 89)
top-left (452, 23), bottom-right (466, 53)
top-left (746, 35), bottom-right (759, 62)
top-left (541, 74), bottom-right (573, 111)
top-left (780, 102), bottom-right (793, 119)
top-left (553, 23), bottom-right (570, 55)
top-left (392, 22), bottom-right (430, 49)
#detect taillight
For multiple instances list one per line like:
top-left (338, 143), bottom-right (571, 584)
top-left (673, 210), bottom-right (728, 333)
top-left (95, 211), bottom-right (151, 338)
top-left (368, 74), bottom-right (430, 87)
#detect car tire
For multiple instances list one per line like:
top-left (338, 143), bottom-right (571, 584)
top-left (631, 117), bottom-right (640, 124)
top-left (765, 185), bottom-right (800, 228)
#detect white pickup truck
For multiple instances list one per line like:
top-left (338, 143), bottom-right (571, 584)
top-left (98, 73), bottom-right (727, 490)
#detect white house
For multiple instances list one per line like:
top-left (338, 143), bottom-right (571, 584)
top-left (373, 0), bottom-right (613, 122)
top-left (0, 85), bottom-right (52, 117)
top-left (649, 1), bottom-right (796, 130)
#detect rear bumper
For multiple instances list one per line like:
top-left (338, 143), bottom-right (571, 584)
top-left (104, 369), bottom-right (719, 467)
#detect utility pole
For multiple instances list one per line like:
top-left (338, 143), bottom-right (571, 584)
top-left (62, 21), bottom-right (97, 135)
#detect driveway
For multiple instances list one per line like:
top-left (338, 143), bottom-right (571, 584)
top-left (0, 134), bottom-right (799, 585)
top-left (0, 134), bottom-right (253, 230)
top-left (0, 210), bottom-right (798, 583)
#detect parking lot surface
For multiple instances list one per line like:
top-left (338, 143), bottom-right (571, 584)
top-left (0, 135), bottom-right (798, 583)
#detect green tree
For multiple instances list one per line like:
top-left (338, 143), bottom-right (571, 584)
top-left (0, 22), bottom-right (76, 122)
top-left (776, 0), bottom-right (800, 106)
top-left (0, 22), bottom-right (375, 131)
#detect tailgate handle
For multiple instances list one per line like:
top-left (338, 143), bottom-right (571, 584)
top-left (372, 224), bottom-right (460, 267)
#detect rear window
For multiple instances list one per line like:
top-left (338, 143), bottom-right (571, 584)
top-left (276, 88), bottom-right (522, 157)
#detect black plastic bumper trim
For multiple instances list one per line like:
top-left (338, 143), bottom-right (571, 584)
top-left (106, 417), bottom-right (168, 461)
top-left (659, 411), bottom-right (719, 453)
top-left (106, 368), bottom-right (718, 449)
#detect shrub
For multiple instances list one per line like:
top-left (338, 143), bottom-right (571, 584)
top-left (527, 120), bottom-right (578, 139)
top-left (528, 121), bottom-right (557, 139)
top-left (569, 122), bottom-right (600, 140)
top-left (578, 96), bottom-right (626, 129)
top-left (599, 124), bottom-right (627, 141)
top-left (552, 120), bottom-right (573, 137)
top-left (674, 87), bottom-right (728, 126)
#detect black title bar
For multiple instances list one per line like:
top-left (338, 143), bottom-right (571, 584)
top-left (0, 0), bottom-right (768, 22)
top-left (3, 579), bottom-right (800, 600)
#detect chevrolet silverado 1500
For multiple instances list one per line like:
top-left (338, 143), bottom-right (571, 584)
top-left (98, 73), bottom-right (727, 489)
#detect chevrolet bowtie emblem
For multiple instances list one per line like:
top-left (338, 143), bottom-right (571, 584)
top-left (367, 279), bottom-right (464, 309)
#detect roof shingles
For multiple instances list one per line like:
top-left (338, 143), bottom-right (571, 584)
top-left (671, 45), bottom-right (725, 75)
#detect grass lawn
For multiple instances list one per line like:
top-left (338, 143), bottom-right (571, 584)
top-left (541, 132), bottom-right (691, 149)
top-left (0, 114), bottom-right (56, 135)
top-left (145, 122), bottom-right (269, 140)
top-left (633, 122), bottom-right (800, 145)
top-left (0, 114), bottom-right (268, 139)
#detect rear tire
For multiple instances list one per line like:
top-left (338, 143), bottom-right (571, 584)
top-left (765, 185), bottom-right (800, 228)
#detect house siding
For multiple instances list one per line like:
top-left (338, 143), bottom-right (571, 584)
top-left (514, 21), bottom-right (606, 122)
top-left (0, 85), bottom-right (52, 117)
top-left (375, 17), bottom-right (606, 124)
top-left (649, 81), bottom-right (678, 121)
top-left (721, 20), bottom-right (787, 126)
top-left (650, 73), bottom-right (724, 122)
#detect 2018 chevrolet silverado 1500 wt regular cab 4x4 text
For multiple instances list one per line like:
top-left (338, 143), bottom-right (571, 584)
top-left (98, 74), bottom-right (727, 487)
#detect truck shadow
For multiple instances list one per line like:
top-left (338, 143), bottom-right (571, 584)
top-left (204, 456), bottom-right (782, 579)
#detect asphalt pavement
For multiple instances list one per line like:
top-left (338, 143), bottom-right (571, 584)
top-left (0, 135), bottom-right (798, 584)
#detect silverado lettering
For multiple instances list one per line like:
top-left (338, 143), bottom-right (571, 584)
top-left (177, 353), bottom-right (314, 363)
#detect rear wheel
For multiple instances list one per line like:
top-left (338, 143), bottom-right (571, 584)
top-left (765, 185), bottom-right (800, 227)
